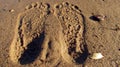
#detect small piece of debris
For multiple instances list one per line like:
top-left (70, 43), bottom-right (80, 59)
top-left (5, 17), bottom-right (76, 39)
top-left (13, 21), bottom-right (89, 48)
top-left (2, 9), bottom-right (6, 11)
top-left (9, 9), bottom-right (14, 12)
top-left (90, 15), bottom-right (106, 21)
top-left (90, 53), bottom-right (104, 59)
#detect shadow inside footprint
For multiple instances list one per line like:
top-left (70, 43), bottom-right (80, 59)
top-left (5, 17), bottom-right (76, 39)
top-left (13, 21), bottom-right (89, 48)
top-left (19, 32), bottom-right (45, 65)
top-left (75, 44), bottom-right (89, 64)
top-left (75, 15), bottom-right (89, 64)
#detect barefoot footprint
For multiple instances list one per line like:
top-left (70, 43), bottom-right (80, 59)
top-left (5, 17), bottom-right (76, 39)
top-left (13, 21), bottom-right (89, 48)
top-left (9, 2), bottom-right (50, 64)
top-left (54, 2), bottom-right (84, 63)
top-left (9, 1), bottom-right (85, 66)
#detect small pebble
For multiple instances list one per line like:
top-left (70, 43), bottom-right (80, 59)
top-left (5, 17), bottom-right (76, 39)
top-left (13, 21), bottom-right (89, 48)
top-left (95, 15), bottom-right (106, 21)
top-left (9, 9), bottom-right (14, 12)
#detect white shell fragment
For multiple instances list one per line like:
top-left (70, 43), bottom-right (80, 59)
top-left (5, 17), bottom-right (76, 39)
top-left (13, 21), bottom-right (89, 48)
top-left (90, 53), bottom-right (104, 60)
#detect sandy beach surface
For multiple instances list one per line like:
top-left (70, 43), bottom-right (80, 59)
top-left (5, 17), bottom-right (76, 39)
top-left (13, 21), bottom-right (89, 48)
top-left (0, 0), bottom-right (120, 67)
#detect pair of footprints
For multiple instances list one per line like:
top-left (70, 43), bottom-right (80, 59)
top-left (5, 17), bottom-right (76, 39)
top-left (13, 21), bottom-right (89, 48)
top-left (9, 2), bottom-right (87, 65)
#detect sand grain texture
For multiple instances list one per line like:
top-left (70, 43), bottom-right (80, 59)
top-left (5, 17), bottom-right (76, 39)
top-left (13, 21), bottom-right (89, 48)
top-left (0, 0), bottom-right (120, 67)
